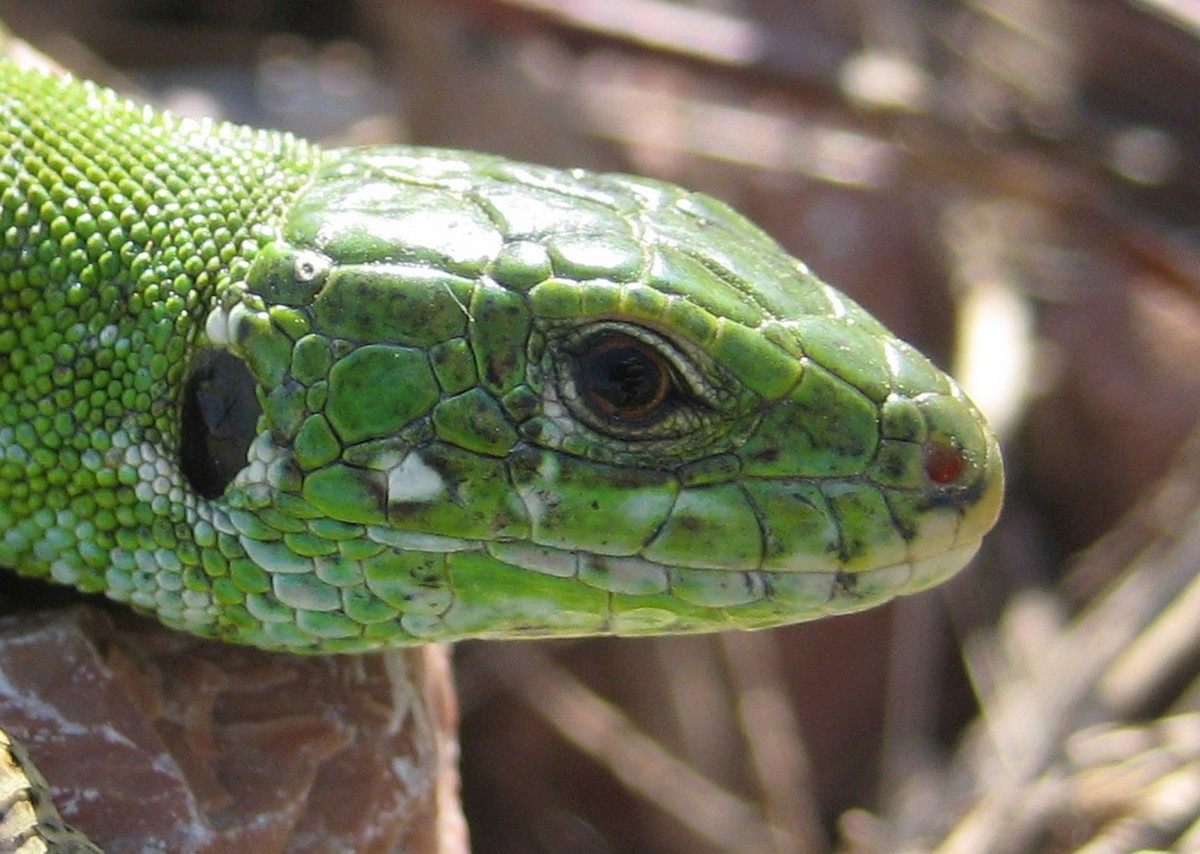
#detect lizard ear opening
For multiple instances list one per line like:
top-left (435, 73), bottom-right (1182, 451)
top-left (180, 349), bottom-right (262, 499)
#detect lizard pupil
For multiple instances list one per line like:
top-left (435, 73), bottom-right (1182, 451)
top-left (578, 334), bottom-right (671, 421)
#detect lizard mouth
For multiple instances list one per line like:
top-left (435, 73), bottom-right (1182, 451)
top-left (399, 534), bottom-right (992, 641)
top-left (464, 423), bottom-right (1005, 637)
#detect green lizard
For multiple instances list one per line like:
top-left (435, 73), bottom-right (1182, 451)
top-left (0, 60), bottom-right (1002, 851)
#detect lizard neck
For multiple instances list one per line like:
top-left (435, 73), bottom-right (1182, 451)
top-left (0, 61), bottom-right (321, 585)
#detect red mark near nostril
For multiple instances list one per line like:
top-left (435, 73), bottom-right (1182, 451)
top-left (925, 441), bottom-right (964, 484)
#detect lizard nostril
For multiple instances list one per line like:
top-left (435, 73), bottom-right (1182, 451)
top-left (180, 348), bottom-right (262, 499)
top-left (924, 439), bottom-right (966, 485)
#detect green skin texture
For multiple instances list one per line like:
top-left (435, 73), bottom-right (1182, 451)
top-left (0, 60), bottom-right (1003, 656)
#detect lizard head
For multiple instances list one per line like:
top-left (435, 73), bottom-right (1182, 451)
top-left (186, 147), bottom-right (1002, 650)
top-left (0, 63), bottom-right (999, 650)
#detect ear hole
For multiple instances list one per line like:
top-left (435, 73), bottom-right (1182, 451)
top-left (180, 349), bottom-right (262, 499)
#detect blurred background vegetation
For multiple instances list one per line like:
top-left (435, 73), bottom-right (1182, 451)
top-left (4, 1), bottom-right (1200, 851)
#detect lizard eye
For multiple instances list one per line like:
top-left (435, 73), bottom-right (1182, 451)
top-left (553, 321), bottom-right (724, 447)
top-left (577, 333), bottom-right (673, 422)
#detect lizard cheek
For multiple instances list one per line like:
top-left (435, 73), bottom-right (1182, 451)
top-left (180, 348), bottom-right (262, 499)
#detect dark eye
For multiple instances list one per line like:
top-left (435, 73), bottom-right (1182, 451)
top-left (577, 334), bottom-right (673, 421)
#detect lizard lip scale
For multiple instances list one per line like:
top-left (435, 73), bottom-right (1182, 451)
top-left (0, 60), bottom-right (1003, 653)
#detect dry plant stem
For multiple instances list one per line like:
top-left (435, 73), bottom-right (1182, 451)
top-left (1100, 562), bottom-right (1200, 719)
top-left (483, 643), bottom-right (790, 854)
top-left (923, 421), bottom-right (1200, 853)
top-left (1072, 755), bottom-right (1200, 854)
top-left (654, 638), bottom-right (738, 771)
top-left (717, 632), bottom-right (828, 853)
top-left (875, 595), bottom-right (949, 815)
top-left (1174, 811), bottom-right (1200, 851)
